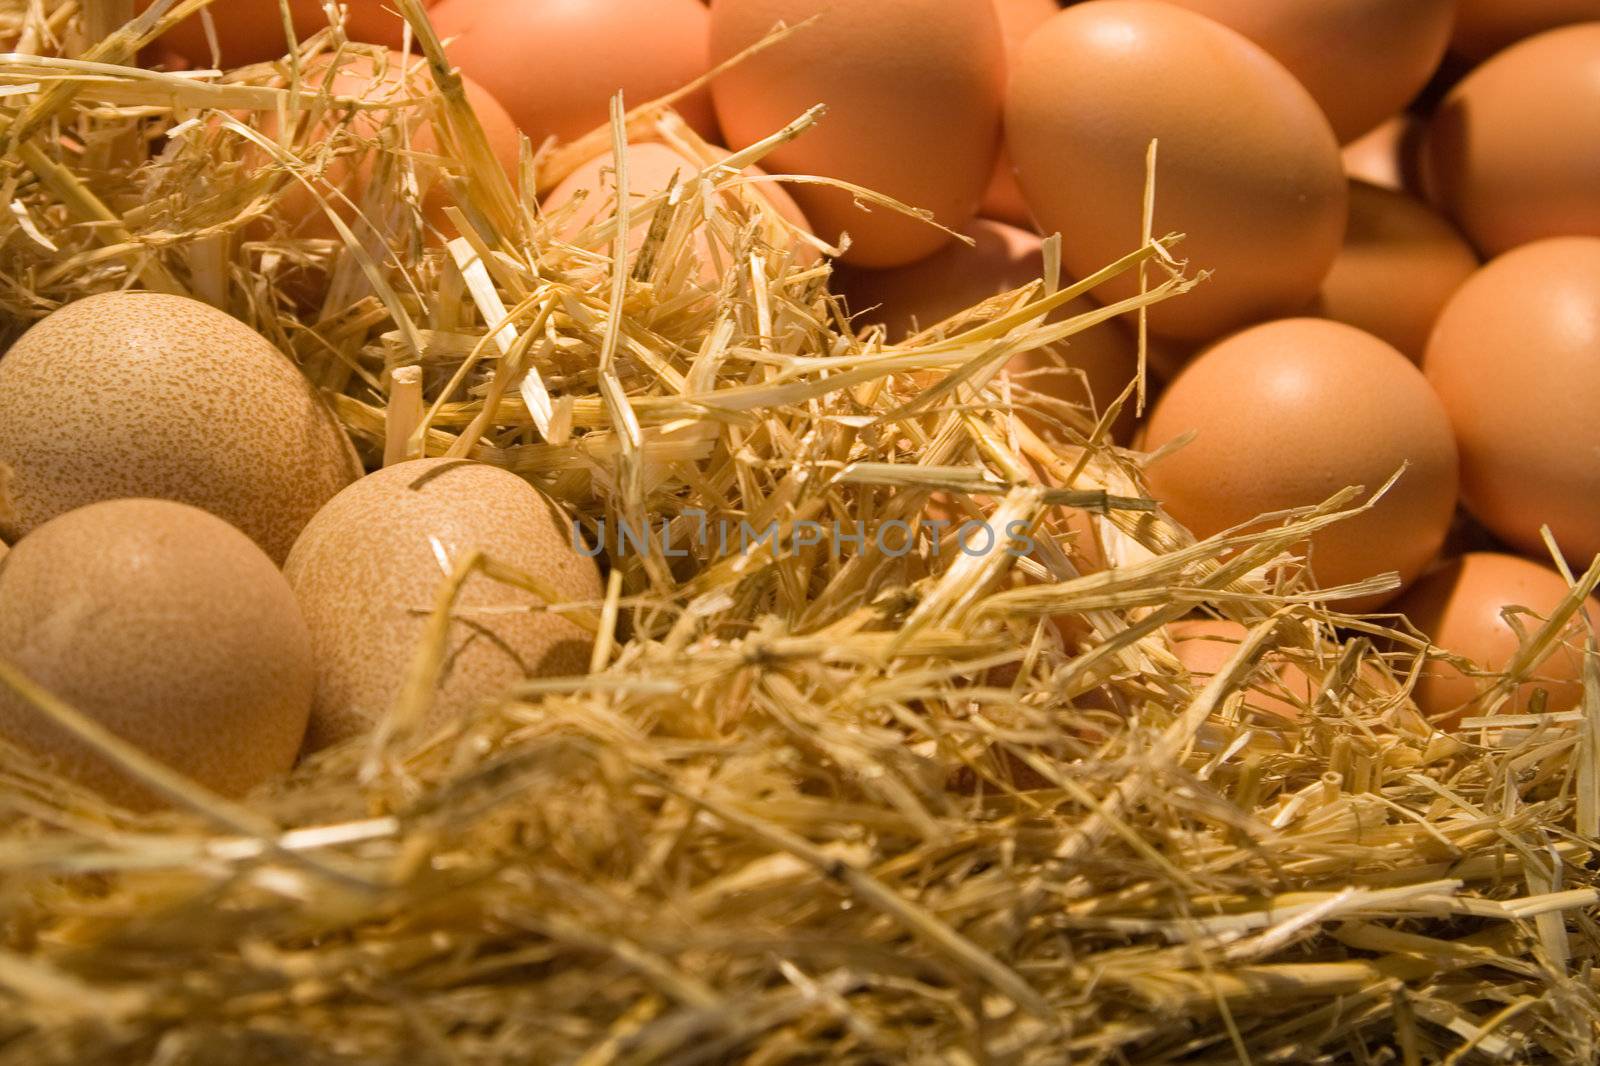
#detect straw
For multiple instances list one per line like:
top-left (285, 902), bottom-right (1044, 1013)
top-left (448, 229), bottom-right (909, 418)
top-left (0, 2), bottom-right (1594, 1062)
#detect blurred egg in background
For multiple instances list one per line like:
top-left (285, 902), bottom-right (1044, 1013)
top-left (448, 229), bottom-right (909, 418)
top-left (709, 0), bottom-right (1006, 267)
top-left (433, 0), bottom-right (718, 148)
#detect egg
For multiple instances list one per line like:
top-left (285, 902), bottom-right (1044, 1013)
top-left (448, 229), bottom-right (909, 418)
top-left (1450, 0), bottom-right (1600, 62)
top-left (834, 219), bottom-right (1138, 441)
top-left (1154, 0), bottom-right (1454, 143)
top-left (1144, 318), bottom-right (1458, 609)
top-left (0, 293), bottom-right (359, 564)
top-left (709, 0), bottom-right (1006, 267)
top-left (1394, 552), bottom-right (1599, 722)
top-left (263, 50), bottom-right (521, 241)
top-left (141, 0), bottom-right (440, 68)
top-left (283, 459), bottom-right (603, 750)
top-left (1311, 180), bottom-right (1478, 362)
top-left (1007, 2), bottom-right (1346, 342)
top-left (979, 0), bottom-right (1060, 228)
top-left (1169, 620), bottom-right (1309, 721)
top-left (0, 500), bottom-right (312, 809)
top-left (1341, 113), bottom-right (1425, 194)
top-left (432, 0), bottom-right (717, 149)
top-left (1423, 238), bottom-right (1600, 564)
top-left (1421, 24), bottom-right (1600, 257)
top-left (541, 140), bottom-right (816, 275)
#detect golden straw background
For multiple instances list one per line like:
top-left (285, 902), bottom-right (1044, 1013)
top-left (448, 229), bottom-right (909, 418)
top-left (0, 1), bottom-right (1596, 1061)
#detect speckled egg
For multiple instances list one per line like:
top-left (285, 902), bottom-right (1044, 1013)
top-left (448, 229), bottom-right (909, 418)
top-left (1395, 552), bottom-right (1599, 722)
top-left (0, 292), bottom-right (360, 564)
top-left (1155, 0), bottom-right (1455, 142)
top-left (1450, 0), bottom-right (1600, 62)
top-left (1422, 24), bottom-right (1600, 256)
top-left (834, 219), bottom-right (1139, 441)
top-left (0, 499), bottom-right (312, 809)
top-left (1312, 180), bottom-right (1479, 362)
top-left (433, 0), bottom-right (717, 148)
top-left (283, 459), bottom-right (603, 750)
top-left (1144, 318), bottom-right (1459, 609)
top-left (1423, 238), bottom-right (1600, 563)
top-left (1007, 1), bottom-right (1347, 342)
top-left (710, 0), bottom-right (1007, 267)
top-left (142, 0), bottom-right (441, 68)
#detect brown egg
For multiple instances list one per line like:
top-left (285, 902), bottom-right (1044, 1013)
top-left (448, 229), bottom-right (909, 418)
top-left (979, 0), bottom-right (1060, 228)
top-left (709, 0), bottom-right (1006, 267)
top-left (1422, 24), bottom-right (1600, 256)
top-left (141, 0), bottom-right (440, 68)
top-left (1423, 238), bottom-right (1600, 564)
top-left (1450, 0), bottom-right (1600, 62)
top-left (1341, 113), bottom-right (1425, 194)
top-left (0, 293), bottom-right (359, 564)
top-left (1007, 2), bottom-right (1346, 342)
top-left (541, 140), bottom-right (816, 274)
top-left (433, 0), bottom-right (717, 148)
top-left (1144, 319), bottom-right (1459, 609)
top-left (283, 459), bottom-right (602, 750)
top-left (1155, 0), bottom-right (1454, 143)
top-left (1395, 552), bottom-right (1599, 723)
top-left (1311, 180), bottom-right (1479, 362)
top-left (834, 219), bottom-right (1138, 441)
top-left (0, 500), bottom-right (312, 809)
top-left (263, 50), bottom-right (521, 240)
top-left (1169, 619), bottom-right (1309, 721)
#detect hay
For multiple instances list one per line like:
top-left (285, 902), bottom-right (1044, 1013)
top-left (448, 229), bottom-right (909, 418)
top-left (0, 1), bottom-right (1597, 1062)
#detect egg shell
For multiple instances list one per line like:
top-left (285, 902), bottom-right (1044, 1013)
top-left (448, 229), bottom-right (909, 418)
top-left (1311, 180), bottom-right (1478, 362)
top-left (432, 0), bottom-right (717, 149)
top-left (1395, 552), bottom-right (1599, 723)
top-left (1423, 237), bottom-right (1600, 563)
top-left (262, 50), bottom-right (521, 241)
top-left (541, 140), bottom-right (816, 276)
top-left (1144, 318), bottom-right (1459, 610)
top-left (1169, 620), bottom-right (1309, 722)
top-left (141, 0), bottom-right (440, 68)
top-left (709, 0), bottom-right (1006, 267)
top-left (1450, 0), bottom-right (1600, 62)
top-left (1006, 1), bottom-right (1347, 342)
top-left (834, 219), bottom-right (1139, 441)
top-left (1422, 24), bottom-right (1600, 257)
top-left (283, 458), bottom-right (603, 751)
top-left (979, 0), bottom-right (1061, 228)
top-left (0, 499), bottom-right (312, 809)
top-left (1341, 113), bottom-right (1425, 194)
top-left (0, 292), bottom-right (360, 564)
top-left (1154, 0), bottom-right (1454, 143)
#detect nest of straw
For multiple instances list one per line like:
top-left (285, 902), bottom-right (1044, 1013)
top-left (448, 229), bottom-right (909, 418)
top-left (0, 1), bottom-right (1597, 1062)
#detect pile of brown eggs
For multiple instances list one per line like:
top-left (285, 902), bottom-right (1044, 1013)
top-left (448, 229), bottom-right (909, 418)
top-left (1, 0), bottom-right (1598, 807)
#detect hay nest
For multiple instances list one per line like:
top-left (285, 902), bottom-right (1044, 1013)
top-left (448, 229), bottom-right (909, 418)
top-left (0, 2), bottom-right (1598, 1062)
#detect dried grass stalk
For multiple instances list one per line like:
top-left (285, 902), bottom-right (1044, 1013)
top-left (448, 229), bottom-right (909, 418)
top-left (0, 2), bottom-right (1595, 1063)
